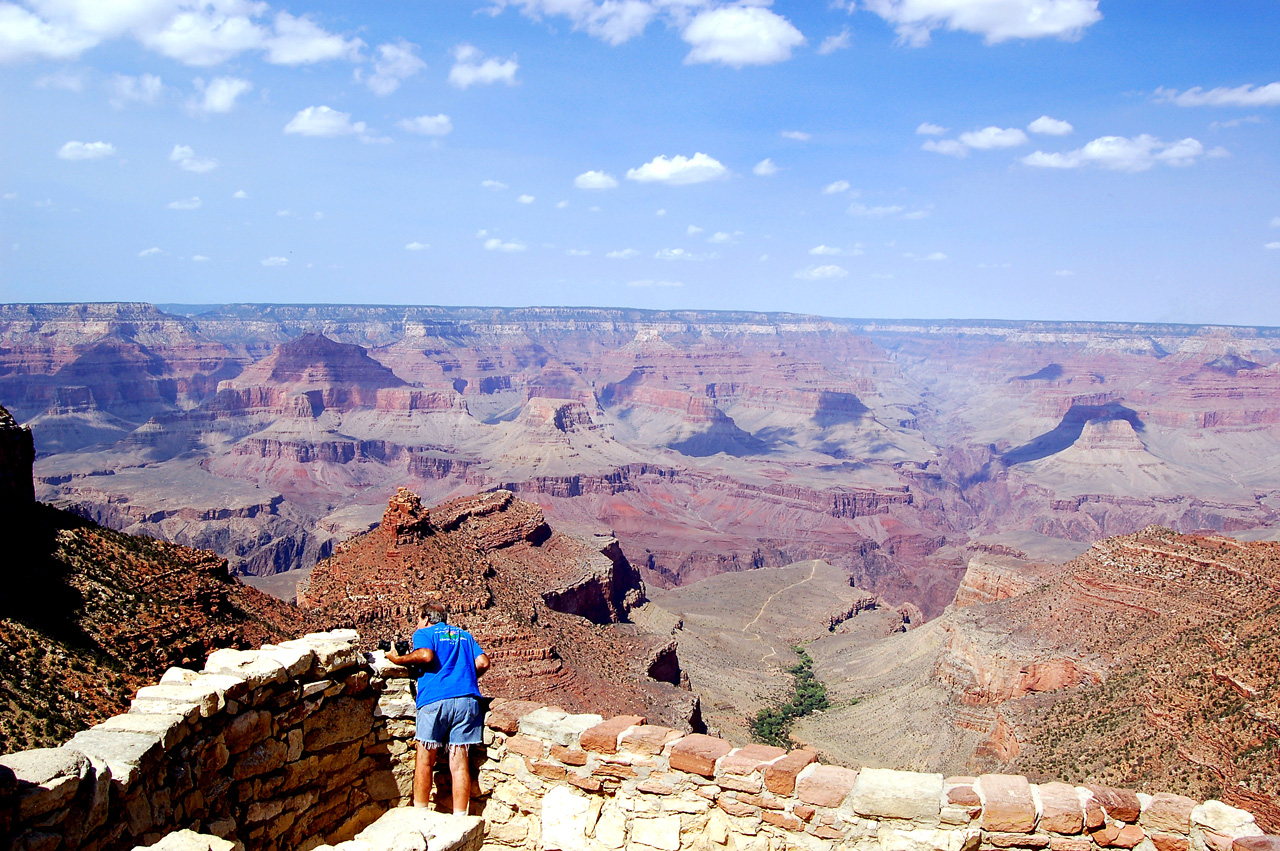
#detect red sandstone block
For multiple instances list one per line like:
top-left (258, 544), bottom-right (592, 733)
top-left (948, 784), bottom-right (981, 808)
top-left (1150, 834), bottom-right (1191, 851)
top-left (762, 811), bottom-right (804, 831)
top-left (1090, 823), bottom-right (1121, 846)
top-left (1050, 838), bottom-right (1093, 851)
top-left (796, 765), bottom-right (859, 809)
top-left (505, 735), bottom-right (545, 759)
top-left (619, 725), bottom-right (683, 756)
top-left (980, 775), bottom-right (1038, 834)
top-left (669, 734), bottom-right (733, 778)
top-left (1037, 782), bottom-right (1085, 835)
top-left (1141, 794), bottom-right (1196, 834)
top-left (793, 805), bottom-right (816, 821)
top-left (738, 793), bottom-right (784, 811)
top-left (1087, 786), bottom-right (1142, 824)
top-left (1082, 795), bottom-right (1106, 831)
top-left (568, 774), bottom-right (603, 793)
top-left (718, 744), bottom-right (787, 777)
top-left (1233, 838), bottom-right (1280, 851)
top-left (763, 750), bottom-right (818, 796)
top-left (985, 833), bottom-right (1050, 848)
top-left (1110, 825), bottom-right (1146, 849)
top-left (550, 745), bottom-right (589, 766)
top-left (593, 763), bottom-right (636, 779)
top-left (486, 700), bottom-right (545, 734)
top-left (718, 797), bottom-right (759, 818)
top-left (809, 825), bottom-right (844, 840)
top-left (527, 759), bottom-right (567, 780)
top-left (580, 715), bottom-right (645, 755)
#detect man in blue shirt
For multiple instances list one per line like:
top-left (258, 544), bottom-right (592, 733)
top-left (387, 602), bottom-right (490, 813)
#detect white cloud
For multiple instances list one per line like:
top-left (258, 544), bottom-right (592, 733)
top-left (863, 0), bottom-right (1101, 47)
top-left (794, 264), bottom-right (848, 280)
top-left (753, 158), bottom-right (778, 176)
top-left (481, 179), bottom-right (508, 190)
top-left (2, 192), bottom-right (15, 200)
top-left (484, 237), bottom-right (526, 252)
top-left (575, 170), bottom-right (618, 189)
top-left (921, 138), bottom-right (968, 157)
top-left (1271, 217), bottom-right (1280, 228)
top-left (0, 5), bottom-right (96, 62)
top-left (849, 202), bottom-right (906, 217)
top-left (1028, 115), bottom-right (1073, 135)
top-left (405, 241), bottom-right (429, 251)
top-left (57, 140), bottom-right (115, 160)
top-left (1021, 134), bottom-right (1208, 172)
top-left (818, 29), bottom-right (850, 55)
top-left (822, 180), bottom-right (851, 194)
top-left (517, 194), bottom-right (534, 204)
top-left (261, 256), bottom-right (288, 266)
top-left (139, 11), bottom-right (268, 67)
top-left (708, 231), bottom-right (737, 245)
top-left (107, 73), bottom-right (162, 108)
top-left (681, 6), bottom-right (804, 68)
top-left (606, 248), bottom-right (639, 259)
top-left (192, 254), bottom-right (209, 261)
top-left (1210, 116), bottom-right (1262, 130)
top-left (169, 144), bottom-right (218, 173)
top-left (363, 40), bottom-right (426, 96)
top-left (566, 248), bottom-right (590, 256)
top-left (35, 69), bottom-right (84, 91)
top-left (686, 225), bottom-right (704, 235)
top-left (916, 122), bottom-right (947, 135)
top-left (556, 200), bottom-right (569, 209)
top-left (168, 196), bottom-right (202, 210)
top-left (1054, 269), bottom-right (1075, 276)
top-left (449, 43), bottom-right (518, 89)
top-left (1266, 242), bottom-right (1280, 250)
top-left (276, 209), bottom-right (291, 216)
top-left (1156, 83), bottom-right (1280, 108)
top-left (626, 152), bottom-right (727, 185)
top-left (781, 130), bottom-right (811, 141)
top-left (810, 244), bottom-right (863, 256)
top-left (264, 11), bottom-right (363, 65)
top-left (493, 0), bottom-right (657, 46)
top-left (192, 76), bottom-right (252, 114)
top-left (398, 114), bottom-right (453, 136)
top-left (655, 208), bottom-right (666, 216)
top-left (233, 189), bottom-right (248, 199)
top-left (627, 279), bottom-right (683, 288)
top-left (284, 105), bottom-right (366, 137)
top-left (138, 246), bottom-right (162, 257)
top-left (959, 126), bottom-right (1028, 149)
top-left (656, 247), bottom-right (709, 261)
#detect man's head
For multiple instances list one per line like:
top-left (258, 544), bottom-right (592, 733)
top-left (417, 602), bottom-right (447, 627)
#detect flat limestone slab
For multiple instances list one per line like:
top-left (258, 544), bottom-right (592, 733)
top-left (69, 728), bottom-right (164, 789)
top-left (354, 807), bottom-right (484, 851)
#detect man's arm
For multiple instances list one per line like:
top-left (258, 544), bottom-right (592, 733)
top-left (474, 653), bottom-right (490, 677)
top-left (388, 647), bottom-right (436, 667)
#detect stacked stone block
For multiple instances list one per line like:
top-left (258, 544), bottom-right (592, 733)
top-left (0, 631), bottom-right (406, 851)
top-left (475, 699), bottom-right (1271, 851)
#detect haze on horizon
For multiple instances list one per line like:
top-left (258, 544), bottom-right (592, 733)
top-left (1, 1), bottom-right (1277, 325)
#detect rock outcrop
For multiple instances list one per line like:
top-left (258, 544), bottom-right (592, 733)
top-left (0, 404), bottom-right (34, 509)
top-left (297, 488), bottom-right (698, 730)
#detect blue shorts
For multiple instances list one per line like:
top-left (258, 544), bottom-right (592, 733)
top-left (416, 696), bottom-right (482, 748)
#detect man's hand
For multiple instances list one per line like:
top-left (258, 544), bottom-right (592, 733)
top-left (387, 647), bottom-right (436, 667)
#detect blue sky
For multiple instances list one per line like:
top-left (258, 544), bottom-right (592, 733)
top-left (1, 0), bottom-right (1277, 324)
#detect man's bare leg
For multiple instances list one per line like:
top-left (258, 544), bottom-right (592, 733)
top-left (448, 745), bottom-right (471, 815)
top-left (414, 743), bottom-right (438, 808)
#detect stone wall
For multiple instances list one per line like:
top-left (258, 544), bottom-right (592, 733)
top-left (1, 632), bottom-right (1272, 851)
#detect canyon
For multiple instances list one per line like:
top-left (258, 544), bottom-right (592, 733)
top-left (6, 303), bottom-right (1280, 620)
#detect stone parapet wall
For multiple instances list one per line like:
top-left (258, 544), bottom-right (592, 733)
top-left (1, 632), bottom-right (1272, 851)
top-left (0, 631), bottom-right (417, 851)
top-left (473, 701), bottom-right (1268, 851)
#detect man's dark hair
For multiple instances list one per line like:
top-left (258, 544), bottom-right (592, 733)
top-left (418, 602), bottom-right (447, 624)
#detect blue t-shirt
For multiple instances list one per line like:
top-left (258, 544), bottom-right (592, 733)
top-left (412, 622), bottom-right (485, 708)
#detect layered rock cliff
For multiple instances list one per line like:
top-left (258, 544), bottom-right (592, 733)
top-left (0, 405), bottom-right (34, 508)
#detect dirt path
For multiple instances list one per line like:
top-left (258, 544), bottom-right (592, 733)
top-left (741, 562), bottom-right (818, 664)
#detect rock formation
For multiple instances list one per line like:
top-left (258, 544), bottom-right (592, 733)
top-left (297, 487), bottom-right (701, 730)
top-left (0, 404), bottom-right (34, 509)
